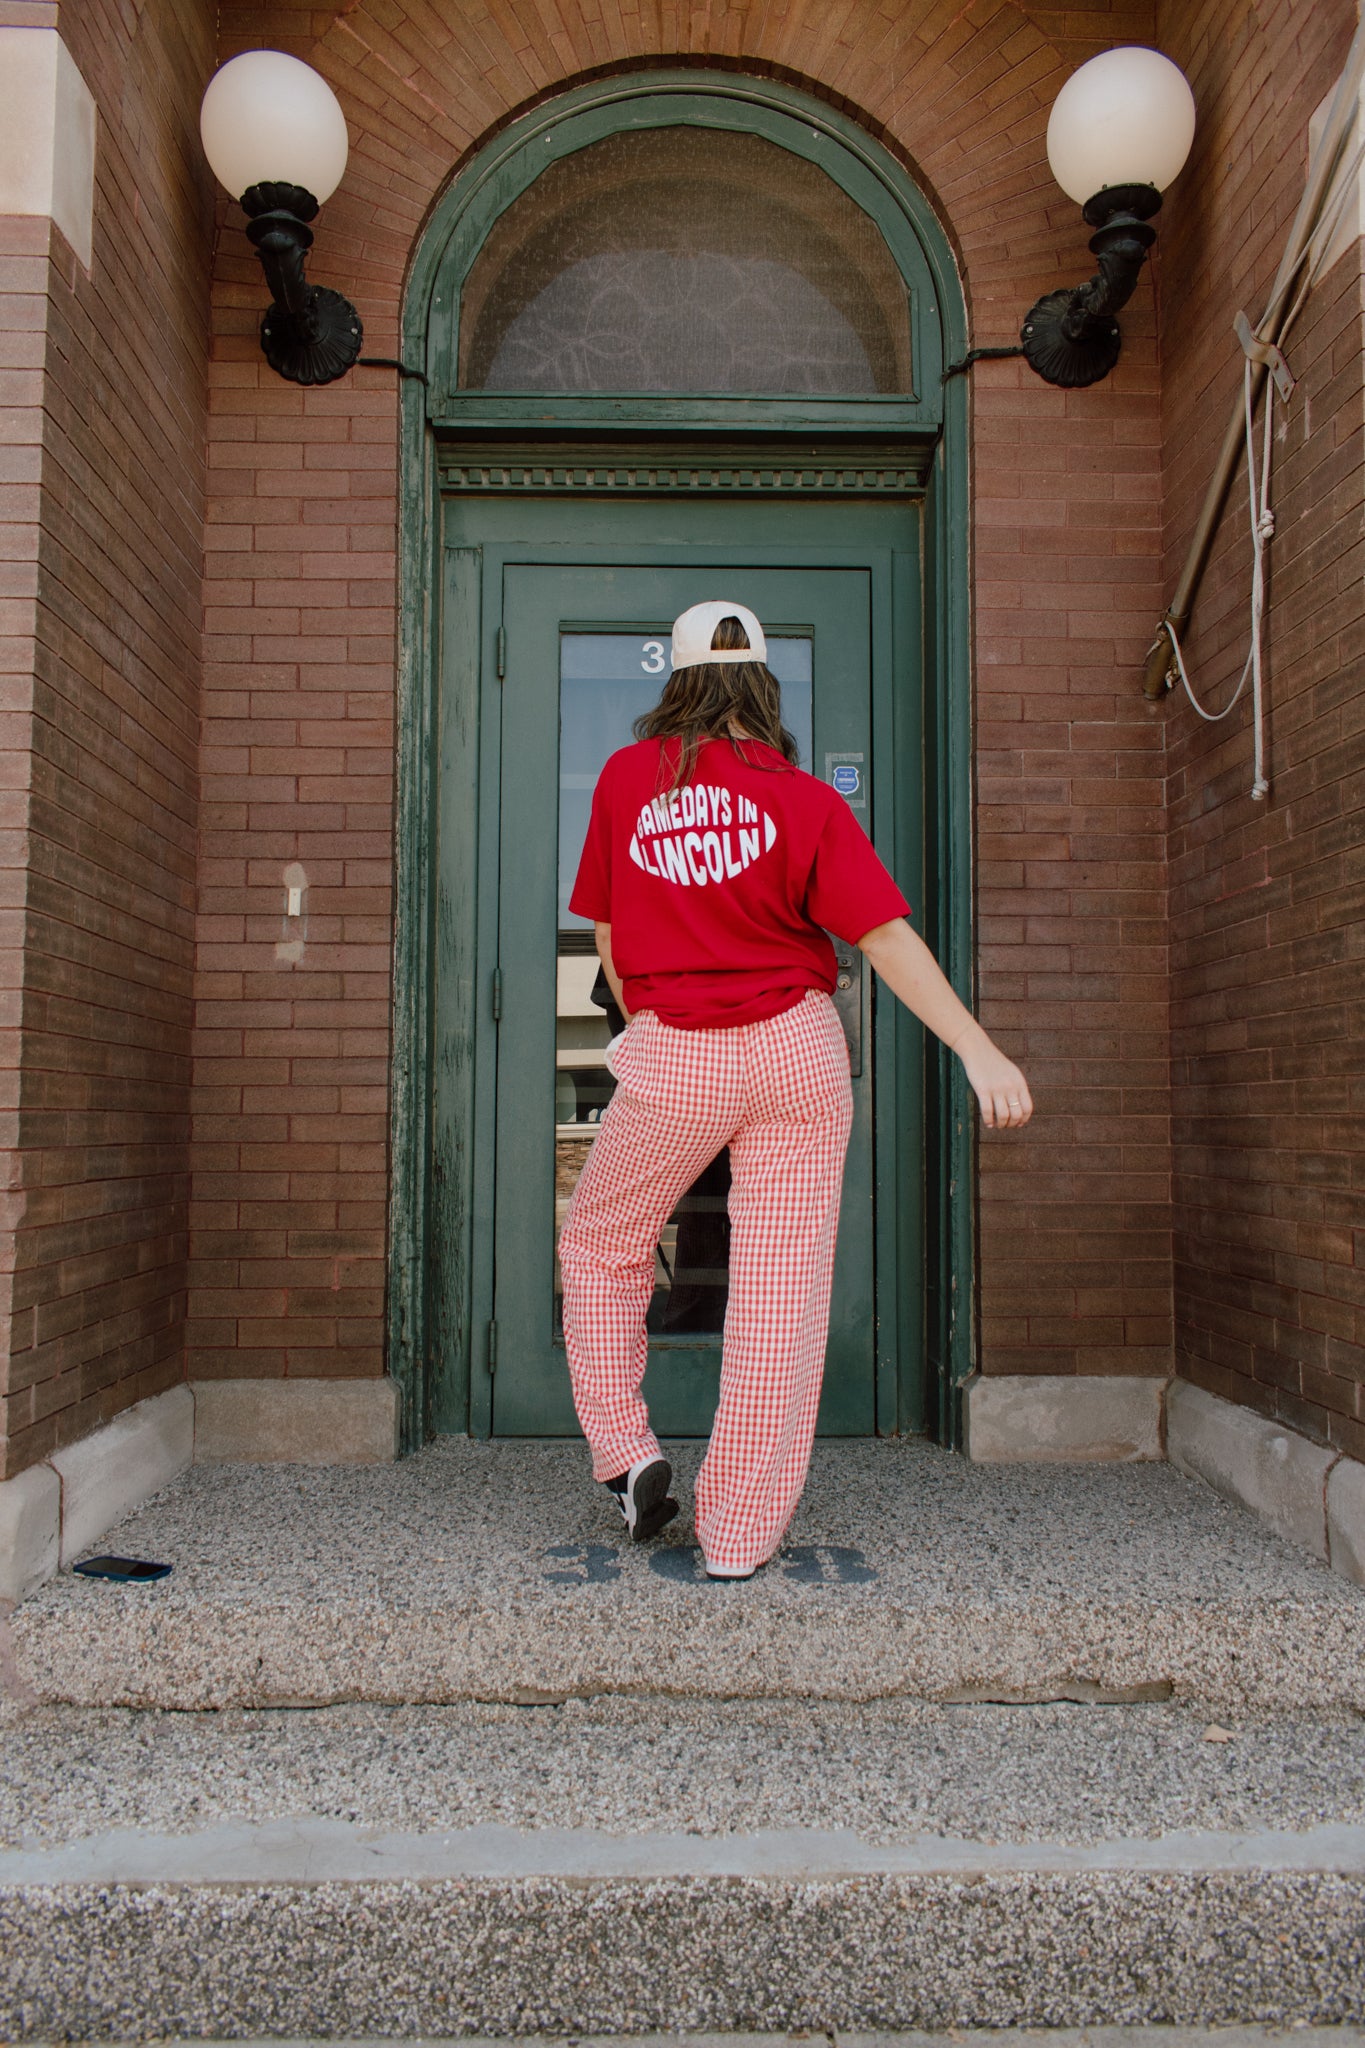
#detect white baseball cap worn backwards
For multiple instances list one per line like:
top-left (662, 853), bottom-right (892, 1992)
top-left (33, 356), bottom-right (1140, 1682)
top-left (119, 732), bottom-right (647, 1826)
top-left (670, 599), bottom-right (767, 671)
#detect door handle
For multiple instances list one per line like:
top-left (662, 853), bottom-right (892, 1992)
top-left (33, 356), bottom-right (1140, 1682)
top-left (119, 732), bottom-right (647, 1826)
top-left (830, 938), bottom-right (862, 1077)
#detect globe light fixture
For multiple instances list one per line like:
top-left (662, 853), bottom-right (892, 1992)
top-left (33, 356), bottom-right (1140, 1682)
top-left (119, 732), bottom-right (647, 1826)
top-left (1021, 46), bottom-right (1196, 388)
top-left (200, 50), bottom-right (362, 386)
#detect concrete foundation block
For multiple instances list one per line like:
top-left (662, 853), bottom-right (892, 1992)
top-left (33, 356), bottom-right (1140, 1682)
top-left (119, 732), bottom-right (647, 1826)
top-left (191, 1377), bottom-right (399, 1465)
top-left (48, 1387), bottom-right (194, 1566)
top-left (0, 1463), bottom-right (61, 1603)
top-left (1166, 1380), bottom-right (1334, 1560)
top-left (964, 1373), bottom-right (1165, 1462)
top-left (1327, 1455), bottom-right (1365, 1587)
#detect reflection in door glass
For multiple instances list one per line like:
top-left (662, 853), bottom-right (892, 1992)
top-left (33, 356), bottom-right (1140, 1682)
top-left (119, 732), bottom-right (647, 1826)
top-left (553, 631), bottom-right (812, 1340)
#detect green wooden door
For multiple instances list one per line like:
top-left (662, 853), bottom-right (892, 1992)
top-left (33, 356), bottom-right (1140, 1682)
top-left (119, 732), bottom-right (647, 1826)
top-left (490, 560), bottom-right (879, 1437)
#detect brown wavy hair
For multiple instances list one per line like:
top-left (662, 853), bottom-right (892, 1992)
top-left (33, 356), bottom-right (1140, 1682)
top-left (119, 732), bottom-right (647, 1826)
top-left (633, 613), bottom-right (799, 790)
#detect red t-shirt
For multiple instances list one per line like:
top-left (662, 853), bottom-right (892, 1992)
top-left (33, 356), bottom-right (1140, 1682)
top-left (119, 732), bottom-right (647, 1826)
top-left (569, 737), bottom-right (911, 1029)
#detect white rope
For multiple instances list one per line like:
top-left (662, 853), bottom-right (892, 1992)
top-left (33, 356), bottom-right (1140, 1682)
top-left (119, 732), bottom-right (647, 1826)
top-left (1158, 622), bottom-right (1250, 722)
top-left (1161, 360), bottom-right (1273, 801)
top-left (1163, 119), bottom-right (1365, 800)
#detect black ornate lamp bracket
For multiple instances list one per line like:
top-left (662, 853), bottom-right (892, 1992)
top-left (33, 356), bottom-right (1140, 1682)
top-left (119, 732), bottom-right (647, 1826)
top-left (1021, 182), bottom-right (1161, 389)
top-left (239, 181), bottom-right (363, 387)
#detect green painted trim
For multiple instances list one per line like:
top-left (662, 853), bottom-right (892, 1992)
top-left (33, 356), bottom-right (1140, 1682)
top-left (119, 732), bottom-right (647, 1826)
top-left (387, 382), bottom-right (440, 1454)
top-left (428, 399), bottom-right (947, 435)
top-left (435, 440), bottom-right (937, 491)
top-left (427, 545), bottom-right (482, 1437)
top-left (885, 529), bottom-right (928, 1437)
top-left (923, 380), bottom-right (976, 1443)
top-left (392, 69), bottom-right (974, 1450)
top-left (407, 74), bottom-right (953, 416)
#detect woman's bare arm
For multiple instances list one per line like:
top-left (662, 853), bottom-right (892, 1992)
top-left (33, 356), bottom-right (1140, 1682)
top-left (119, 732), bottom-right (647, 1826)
top-left (857, 918), bottom-right (1033, 1130)
top-left (594, 921), bottom-right (631, 1022)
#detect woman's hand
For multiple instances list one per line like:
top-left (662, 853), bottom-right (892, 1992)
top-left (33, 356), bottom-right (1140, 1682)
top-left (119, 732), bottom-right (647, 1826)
top-left (856, 920), bottom-right (1034, 1131)
top-left (950, 1020), bottom-right (1033, 1129)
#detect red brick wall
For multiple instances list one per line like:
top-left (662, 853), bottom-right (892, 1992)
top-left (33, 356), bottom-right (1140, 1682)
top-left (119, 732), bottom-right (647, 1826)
top-left (0, 201), bottom-right (47, 1478)
top-left (195, 0), bottom-right (1173, 1404)
top-left (1159, 0), bottom-right (1365, 1456)
top-left (0, 0), bottom-right (214, 1479)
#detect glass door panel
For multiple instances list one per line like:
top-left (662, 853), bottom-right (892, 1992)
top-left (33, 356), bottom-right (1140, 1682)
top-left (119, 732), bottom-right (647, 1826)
top-left (554, 630), bottom-right (813, 1345)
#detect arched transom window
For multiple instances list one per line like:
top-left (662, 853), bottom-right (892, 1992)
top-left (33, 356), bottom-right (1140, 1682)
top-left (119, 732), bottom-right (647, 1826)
top-left (457, 127), bottom-right (913, 395)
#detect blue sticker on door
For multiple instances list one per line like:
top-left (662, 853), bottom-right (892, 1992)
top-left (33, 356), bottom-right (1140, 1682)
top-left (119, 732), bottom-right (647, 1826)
top-left (825, 751), bottom-right (866, 808)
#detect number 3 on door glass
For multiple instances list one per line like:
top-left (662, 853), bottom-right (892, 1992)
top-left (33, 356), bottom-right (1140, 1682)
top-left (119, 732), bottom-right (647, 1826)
top-left (641, 640), bottom-right (665, 674)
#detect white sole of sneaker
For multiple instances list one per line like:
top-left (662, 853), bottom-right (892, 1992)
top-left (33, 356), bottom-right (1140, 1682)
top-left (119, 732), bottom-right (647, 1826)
top-left (618, 1456), bottom-right (673, 1539)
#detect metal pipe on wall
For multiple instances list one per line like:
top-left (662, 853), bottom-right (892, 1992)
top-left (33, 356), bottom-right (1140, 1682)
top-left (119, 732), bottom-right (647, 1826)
top-left (1141, 18), bottom-right (1365, 701)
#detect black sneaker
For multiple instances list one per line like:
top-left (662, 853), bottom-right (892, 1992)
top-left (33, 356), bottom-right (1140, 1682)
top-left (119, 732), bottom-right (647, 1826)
top-left (605, 1456), bottom-right (678, 1541)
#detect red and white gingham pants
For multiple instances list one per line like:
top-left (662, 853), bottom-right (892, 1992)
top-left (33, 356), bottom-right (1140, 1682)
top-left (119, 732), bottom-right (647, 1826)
top-left (558, 989), bottom-right (853, 1576)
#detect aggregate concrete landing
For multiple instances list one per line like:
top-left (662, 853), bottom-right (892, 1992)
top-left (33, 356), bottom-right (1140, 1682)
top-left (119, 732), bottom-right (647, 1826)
top-left (7, 1439), bottom-right (1365, 1712)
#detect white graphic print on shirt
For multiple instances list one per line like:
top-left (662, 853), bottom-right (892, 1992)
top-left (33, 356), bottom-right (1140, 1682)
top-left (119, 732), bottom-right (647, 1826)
top-left (627, 783), bottom-right (777, 888)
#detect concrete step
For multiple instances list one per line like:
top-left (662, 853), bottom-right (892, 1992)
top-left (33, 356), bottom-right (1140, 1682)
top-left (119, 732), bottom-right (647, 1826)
top-left (1, 1696), bottom-right (1364, 2036)
top-left (6, 1439), bottom-right (1364, 1714)
top-left (23, 2036), bottom-right (1358, 2048)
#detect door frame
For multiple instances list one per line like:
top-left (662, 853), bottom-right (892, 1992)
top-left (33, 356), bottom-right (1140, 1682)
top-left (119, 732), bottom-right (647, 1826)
top-left (390, 71), bottom-right (975, 1452)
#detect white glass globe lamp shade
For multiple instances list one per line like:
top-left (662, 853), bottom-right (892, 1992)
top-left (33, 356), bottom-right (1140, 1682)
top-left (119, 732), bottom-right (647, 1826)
top-left (1019, 46), bottom-right (1194, 388)
top-left (199, 51), bottom-right (360, 386)
top-left (199, 50), bottom-right (349, 206)
top-left (1046, 47), bottom-right (1195, 207)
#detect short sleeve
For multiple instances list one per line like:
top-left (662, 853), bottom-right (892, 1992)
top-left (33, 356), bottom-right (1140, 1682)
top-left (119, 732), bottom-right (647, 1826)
top-left (803, 795), bottom-right (911, 944)
top-left (568, 760), bottom-right (614, 921)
